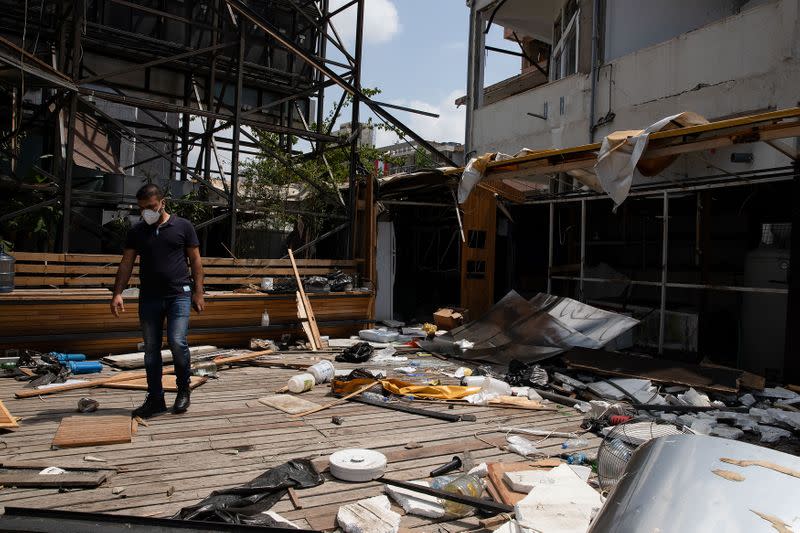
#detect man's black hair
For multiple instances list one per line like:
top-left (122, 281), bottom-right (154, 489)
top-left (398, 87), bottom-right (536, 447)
top-left (136, 183), bottom-right (164, 201)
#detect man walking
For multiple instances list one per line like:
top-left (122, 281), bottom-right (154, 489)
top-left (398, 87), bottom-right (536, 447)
top-left (110, 184), bottom-right (205, 418)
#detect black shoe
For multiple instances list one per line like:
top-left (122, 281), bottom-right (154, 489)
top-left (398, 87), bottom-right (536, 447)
top-left (173, 389), bottom-right (191, 414)
top-left (132, 393), bottom-right (167, 419)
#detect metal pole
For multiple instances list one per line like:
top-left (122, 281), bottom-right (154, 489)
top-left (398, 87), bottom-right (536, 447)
top-left (658, 191), bottom-right (669, 354)
top-left (229, 27), bottom-right (245, 254)
top-left (61, 0), bottom-right (84, 253)
top-left (316, 0), bottom-right (329, 151)
top-left (346, 0), bottom-right (364, 259)
top-left (548, 202), bottom-right (554, 293)
top-left (579, 199), bottom-right (586, 300)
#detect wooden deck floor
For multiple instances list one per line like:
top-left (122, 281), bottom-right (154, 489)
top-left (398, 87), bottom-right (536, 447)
top-left (0, 356), bottom-right (591, 531)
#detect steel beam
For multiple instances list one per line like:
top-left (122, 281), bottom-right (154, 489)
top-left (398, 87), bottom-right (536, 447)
top-left (224, 0), bottom-right (457, 166)
top-left (229, 29), bottom-right (245, 253)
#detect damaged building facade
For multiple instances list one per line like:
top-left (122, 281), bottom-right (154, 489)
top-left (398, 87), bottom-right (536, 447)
top-left (462, 0), bottom-right (800, 381)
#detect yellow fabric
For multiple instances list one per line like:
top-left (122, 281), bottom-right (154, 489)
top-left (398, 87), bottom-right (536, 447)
top-left (332, 378), bottom-right (481, 400)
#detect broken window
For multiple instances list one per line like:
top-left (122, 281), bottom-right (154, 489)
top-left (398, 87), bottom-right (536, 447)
top-left (551, 0), bottom-right (580, 81)
top-left (466, 260), bottom-right (486, 279)
top-left (467, 230), bottom-right (487, 249)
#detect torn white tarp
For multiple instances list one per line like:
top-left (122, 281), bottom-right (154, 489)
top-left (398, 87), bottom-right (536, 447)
top-left (384, 480), bottom-right (445, 518)
top-left (595, 112), bottom-right (709, 206)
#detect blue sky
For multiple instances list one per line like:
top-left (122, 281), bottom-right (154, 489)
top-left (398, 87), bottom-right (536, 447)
top-left (327, 0), bottom-right (520, 147)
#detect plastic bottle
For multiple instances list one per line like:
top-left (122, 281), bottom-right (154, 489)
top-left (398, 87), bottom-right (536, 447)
top-left (287, 373), bottom-right (316, 393)
top-left (0, 361), bottom-right (17, 370)
top-left (566, 452), bottom-right (588, 465)
top-left (261, 310), bottom-right (270, 326)
top-left (307, 360), bottom-right (335, 384)
top-left (438, 473), bottom-right (484, 517)
top-left (66, 361), bottom-right (103, 374)
top-left (561, 438), bottom-right (590, 449)
top-left (462, 376), bottom-right (512, 396)
top-left (52, 353), bottom-right (87, 362)
top-left (192, 361), bottom-right (218, 377)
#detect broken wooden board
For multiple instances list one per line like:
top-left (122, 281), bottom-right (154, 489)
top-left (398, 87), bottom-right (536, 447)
top-left (0, 465), bottom-right (111, 488)
top-left (104, 375), bottom-right (207, 392)
top-left (259, 394), bottom-right (322, 415)
top-left (488, 396), bottom-right (558, 411)
top-left (562, 347), bottom-right (743, 393)
top-left (52, 415), bottom-right (132, 449)
top-left (0, 399), bottom-right (19, 429)
top-left (487, 461), bottom-right (561, 506)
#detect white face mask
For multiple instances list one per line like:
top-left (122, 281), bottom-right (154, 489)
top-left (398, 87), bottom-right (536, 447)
top-left (142, 208), bottom-right (161, 225)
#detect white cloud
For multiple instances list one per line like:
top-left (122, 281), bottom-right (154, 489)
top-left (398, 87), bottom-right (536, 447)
top-left (330, 0), bottom-right (400, 45)
top-left (374, 90), bottom-right (466, 148)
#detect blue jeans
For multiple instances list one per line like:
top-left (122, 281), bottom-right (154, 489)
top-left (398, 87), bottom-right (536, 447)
top-left (138, 294), bottom-right (192, 396)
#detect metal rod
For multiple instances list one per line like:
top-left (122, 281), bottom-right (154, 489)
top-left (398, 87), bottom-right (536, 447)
top-left (223, 0), bottom-right (457, 166)
top-left (369, 100), bottom-right (439, 118)
top-left (377, 478), bottom-right (514, 514)
top-left (348, 396), bottom-right (476, 422)
top-left (0, 198), bottom-right (60, 223)
top-left (549, 276), bottom-right (789, 295)
top-left (658, 191), bottom-right (669, 354)
top-left (79, 42), bottom-right (236, 84)
top-left (548, 202), bottom-right (554, 293)
top-left (229, 29), bottom-right (245, 254)
top-left (280, 222), bottom-right (349, 259)
top-left (60, 0), bottom-right (84, 253)
top-left (485, 45), bottom-right (524, 58)
top-left (579, 199), bottom-right (586, 300)
top-left (523, 171), bottom-right (797, 205)
top-left (346, 0), bottom-right (364, 259)
top-left (195, 212), bottom-right (231, 230)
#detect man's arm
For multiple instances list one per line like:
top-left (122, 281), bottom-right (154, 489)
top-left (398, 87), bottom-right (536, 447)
top-left (110, 248), bottom-right (137, 317)
top-left (187, 246), bottom-right (205, 313)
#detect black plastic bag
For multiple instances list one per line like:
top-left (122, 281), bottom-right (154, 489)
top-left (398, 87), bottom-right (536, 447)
top-left (271, 277), bottom-right (298, 294)
top-left (304, 276), bottom-right (331, 293)
top-left (335, 342), bottom-right (374, 363)
top-left (174, 459), bottom-right (323, 525)
top-left (505, 359), bottom-right (549, 387)
top-left (327, 270), bottom-right (354, 292)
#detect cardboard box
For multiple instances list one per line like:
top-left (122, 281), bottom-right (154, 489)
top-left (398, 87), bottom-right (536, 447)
top-left (433, 307), bottom-right (469, 330)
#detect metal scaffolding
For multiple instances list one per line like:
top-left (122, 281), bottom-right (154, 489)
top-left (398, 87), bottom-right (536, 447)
top-left (0, 0), bottom-right (453, 257)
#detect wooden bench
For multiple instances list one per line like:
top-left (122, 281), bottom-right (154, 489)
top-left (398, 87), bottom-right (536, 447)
top-left (10, 252), bottom-right (358, 288)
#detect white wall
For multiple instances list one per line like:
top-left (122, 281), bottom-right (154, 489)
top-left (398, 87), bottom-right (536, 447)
top-left (471, 0), bottom-right (798, 177)
top-left (604, 0), bottom-right (741, 61)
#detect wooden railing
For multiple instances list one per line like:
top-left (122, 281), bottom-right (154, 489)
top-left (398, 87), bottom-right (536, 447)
top-left (11, 252), bottom-right (357, 288)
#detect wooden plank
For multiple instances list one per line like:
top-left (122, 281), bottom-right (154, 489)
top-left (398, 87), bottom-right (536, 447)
top-left (289, 249), bottom-right (322, 351)
top-left (104, 375), bottom-right (207, 392)
top-left (0, 466), bottom-right (111, 488)
top-left (0, 400), bottom-right (19, 428)
top-left (52, 416), bottom-right (132, 448)
top-left (258, 394), bottom-right (322, 415)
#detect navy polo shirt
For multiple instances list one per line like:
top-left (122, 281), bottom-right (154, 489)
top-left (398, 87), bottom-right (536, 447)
top-left (124, 215), bottom-right (200, 297)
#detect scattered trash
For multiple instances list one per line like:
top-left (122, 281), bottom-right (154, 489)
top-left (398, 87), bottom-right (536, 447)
top-left (38, 467), bottom-right (65, 475)
top-left (506, 435), bottom-right (539, 458)
top-left (112, 486), bottom-right (126, 495)
top-left (358, 329), bottom-right (399, 343)
top-left (83, 455), bottom-right (107, 463)
top-left (505, 360), bottom-right (548, 387)
top-left (174, 459), bottom-right (323, 524)
top-left (514, 464), bottom-right (602, 533)
top-left (191, 361), bottom-right (218, 378)
top-left (77, 398), bottom-right (98, 413)
top-left (437, 472), bottom-right (484, 517)
top-left (337, 495), bottom-right (400, 533)
top-left (166, 485), bottom-right (175, 497)
top-left (329, 449), bottom-right (387, 482)
top-left (336, 342), bottom-right (374, 363)
top-left (712, 469), bottom-right (745, 482)
top-left (384, 480), bottom-right (445, 518)
top-left (286, 373), bottom-right (316, 393)
top-left (405, 442), bottom-right (422, 449)
top-left (307, 360), bottom-right (335, 384)
top-left (429, 456), bottom-right (462, 477)
top-left (454, 367), bottom-right (472, 378)
top-left (562, 438), bottom-right (590, 449)
top-left (331, 416), bottom-right (344, 425)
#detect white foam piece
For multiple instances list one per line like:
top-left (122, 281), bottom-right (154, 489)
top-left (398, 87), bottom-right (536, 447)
top-left (262, 511), bottom-right (301, 529)
top-left (514, 464), bottom-right (603, 533)
top-left (384, 480), bottom-right (445, 518)
top-left (337, 495), bottom-right (400, 533)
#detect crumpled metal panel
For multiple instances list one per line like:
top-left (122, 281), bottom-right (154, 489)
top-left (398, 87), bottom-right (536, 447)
top-left (588, 434), bottom-right (800, 533)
